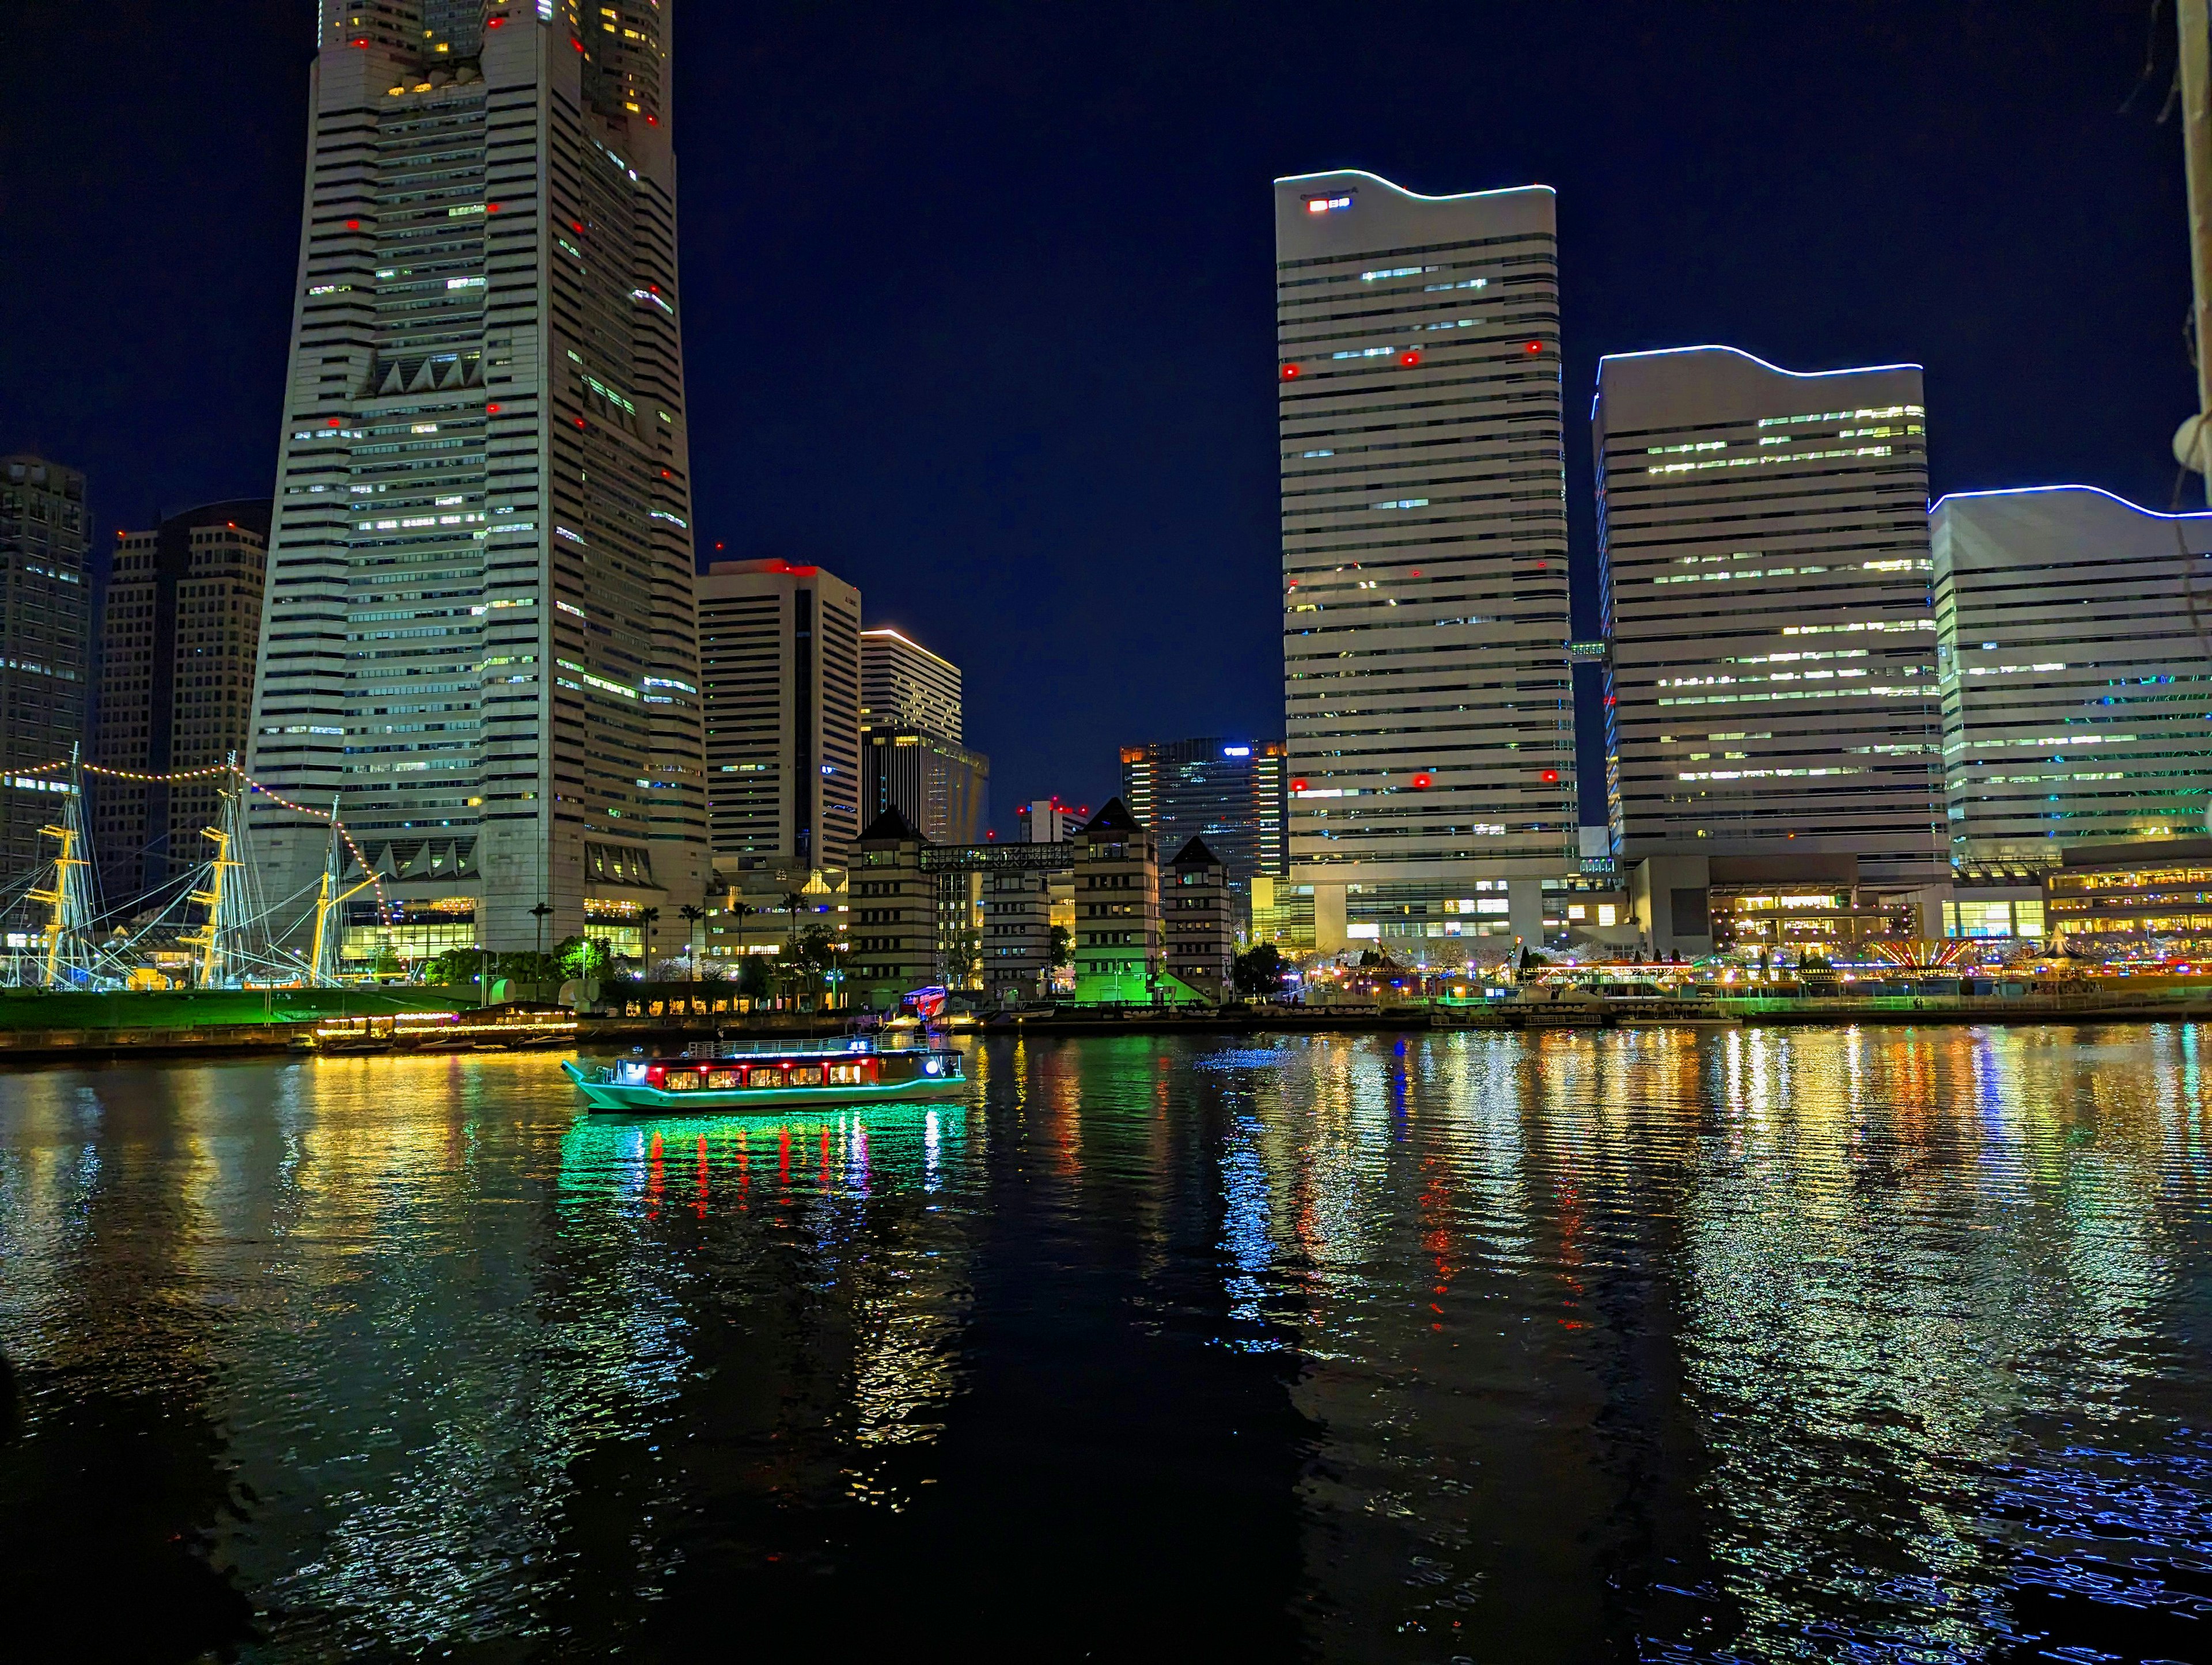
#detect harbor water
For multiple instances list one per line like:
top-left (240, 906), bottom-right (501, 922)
top-left (1, 1027), bottom-right (2208, 1662)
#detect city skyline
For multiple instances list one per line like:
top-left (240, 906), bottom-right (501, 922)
top-left (3, 5), bottom-right (2195, 824)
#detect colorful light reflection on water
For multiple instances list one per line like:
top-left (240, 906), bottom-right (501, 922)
top-left (0, 1027), bottom-right (2208, 1660)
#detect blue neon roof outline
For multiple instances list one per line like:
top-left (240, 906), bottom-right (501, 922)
top-left (1594, 344), bottom-right (1923, 378)
top-left (1930, 483), bottom-right (2212, 520)
top-left (1272, 169), bottom-right (1555, 200)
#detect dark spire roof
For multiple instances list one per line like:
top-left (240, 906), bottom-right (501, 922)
top-left (1169, 837), bottom-right (1222, 868)
top-left (857, 805), bottom-right (927, 845)
top-left (1078, 797), bottom-right (1142, 835)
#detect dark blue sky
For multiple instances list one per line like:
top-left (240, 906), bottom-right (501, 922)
top-left (0, 2), bottom-right (2193, 826)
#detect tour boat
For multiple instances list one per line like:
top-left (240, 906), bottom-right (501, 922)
top-left (563, 1034), bottom-right (965, 1113)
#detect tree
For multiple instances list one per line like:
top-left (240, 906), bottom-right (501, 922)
top-left (1517, 945), bottom-right (1550, 974)
top-left (1233, 943), bottom-right (1286, 1000)
top-left (785, 923), bottom-right (839, 1006)
top-left (1048, 924), bottom-right (1073, 969)
top-left (678, 902), bottom-right (705, 980)
top-left (780, 890), bottom-right (807, 953)
top-left (556, 934), bottom-right (611, 981)
top-left (734, 953), bottom-right (771, 1000)
top-left (636, 905), bottom-right (661, 970)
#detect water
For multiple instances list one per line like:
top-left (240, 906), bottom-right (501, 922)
top-left (1, 1028), bottom-right (2209, 1663)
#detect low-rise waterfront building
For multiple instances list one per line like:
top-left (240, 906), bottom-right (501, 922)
top-left (2042, 839), bottom-right (2212, 959)
top-left (1073, 798), bottom-right (1159, 1003)
top-left (1164, 837), bottom-right (1234, 1000)
top-left (849, 806), bottom-right (933, 1009)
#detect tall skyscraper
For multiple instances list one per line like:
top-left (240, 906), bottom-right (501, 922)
top-left (860, 627), bottom-right (961, 741)
top-left (1119, 737), bottom-right (1286, 907)
top-left (245, 1), bottom-right (707, 953)
top-left (858, 624), bottom-right (987, 844)
top-left (698, 559), bottom-right (863, 874)
top-left (94, 502), bottom-right (271, 902)
top-left (1596, 347), bottom-right (1943, 952)
top-left (863, 730), bottom-right (989, 846)
top-left (1276, 172), bottom-right (1574, 954)
top-left (0, 456), bottom-right (90, 890)
top-left (1933, 486), bottom-right (2212, 873)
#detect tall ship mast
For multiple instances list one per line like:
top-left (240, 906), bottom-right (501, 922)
top-left (26, 748), bottom-right (99, 988)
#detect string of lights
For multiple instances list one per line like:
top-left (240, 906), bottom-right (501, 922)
top-left (12, 757), bottom-right (396, 929)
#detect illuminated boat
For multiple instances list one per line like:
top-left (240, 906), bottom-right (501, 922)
top-left (308, 1003), bottom-right (580, 1052)
top-left (562, 1034), bottom-right (965, 1113)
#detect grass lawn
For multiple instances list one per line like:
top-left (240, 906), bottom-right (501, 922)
top-left (0, 986), bottom-right (482, 1030)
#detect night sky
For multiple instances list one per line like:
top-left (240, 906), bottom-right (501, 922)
top-left (0, 2), bottom-right (2193, 827)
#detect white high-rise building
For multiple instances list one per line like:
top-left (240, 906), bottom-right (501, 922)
top-left (246, 1), bottom-right (707, 954)
top-left (1933, 486), bottom-right (2212, 873)
top-left (1595, 347), bottom-right (1944, 952)
top-left (860, 627), bottom-right (961, 743)
top-left (1275, 171), bottom-right (1574, 954)
top-left (698, 560), bottom-right (863, 875)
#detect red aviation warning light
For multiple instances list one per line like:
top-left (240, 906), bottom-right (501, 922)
top-left (1291, 779), bottom-right (1309, 792)
top-left (1280, 363), bottom-right (1301, 381)
top-left (1524, 340), bottom-right (1543, 354)
top-left (1540, 769), bottom-right (1560, 784)
top-left (1399, 350), bottom-right (1422, 366)
top-left (1411, 772), bottom-right (1434, 790)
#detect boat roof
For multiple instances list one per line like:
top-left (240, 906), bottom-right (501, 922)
top-left (666, 1035), bottom-right (946, 1062)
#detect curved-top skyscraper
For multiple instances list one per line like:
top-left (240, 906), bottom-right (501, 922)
top-left (1276, 172), bottom-right (1575, 955)
top-left (248, 0), bottom-right (706, 961)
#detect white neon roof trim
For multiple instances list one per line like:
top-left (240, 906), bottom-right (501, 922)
top-left (1596, 344), bottom-right (1922, 377)
top-left (1272, 168), bottom-right (1554, 200)
top-left (1930, 483), bottom-right (2212, 521)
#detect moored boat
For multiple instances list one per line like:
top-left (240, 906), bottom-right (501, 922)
top-left (563, 1034), bottom-right (964, 1113)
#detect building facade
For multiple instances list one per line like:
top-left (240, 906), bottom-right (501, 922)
top-left (95, 504), bottom-right (271, 904)
top-left (860, 627), bottom-right (961, 741)
top-left (1933, 486), bottom-right (2212, 875)
top-left (864, 729), bottom-right (988, 847)
top-left (0, 456), bottom-right (90, 891)
top-left (1163, 837), bottom-right (1234, 1000)
top-left (1596, 347), bottom-right (1944, 953)
top-left (1071, 798), bottom-right (1158, 1003)
top-left (849, 807), bottom-right (933, 1008)
top-left (2042, 839), bottom-right (2212, 958)
top-left (1020, 799), bottom-right (1073, 844)
top-left (1276, 172), bottom-right (1575, 954)
top-left (698, 559), bottom-right (863, 875)
top-left (1119, 737), bottom-right (1287, 897)
top-left (980, 863), bottom-right (1055, 1000)
top-left (245, 1), bottom-right (708, 955)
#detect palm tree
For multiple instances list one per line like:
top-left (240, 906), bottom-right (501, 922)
top-left (779, 890), bottom-right (806, 1008)
top-left (637, 905), bottom-right (661, 974)
top-left (678, 902), bottom-right (704, 983)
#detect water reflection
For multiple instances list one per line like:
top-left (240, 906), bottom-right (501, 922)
top-left (0, 1030), bottom-right (2205, 1660)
